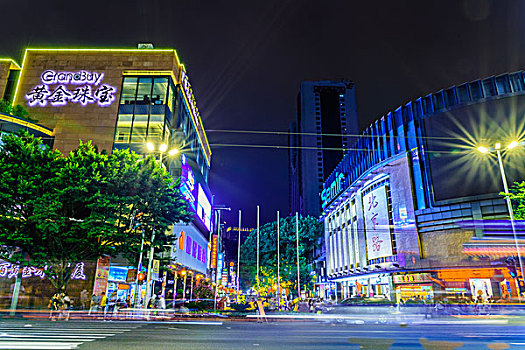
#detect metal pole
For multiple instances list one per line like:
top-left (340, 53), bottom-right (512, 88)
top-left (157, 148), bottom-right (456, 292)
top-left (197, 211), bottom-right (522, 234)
top-left (236, 210), bottom-right (242, 302)
top-left (257, 205), bottom-right (260, 299)
top-left (182, 273), bottom-right (187, 302)
top-left (214, 209), bottom-right (222, 311)
top-left (296, 212), bottom-right (300, 301)
top-left (173, 273), bottom-right (177, 308)
top-left (9, 266), bottom-right (22, 315)
top-left (144, 230), bottom-right (156, 308)
top-left (190, 273), bottom-right (194, 301)
top-left (497, 149), bottom-right (524, 300)
top-left (277, 211), bottom-right (280, 310)
top-left (133, 231), bottom-right (145, 308)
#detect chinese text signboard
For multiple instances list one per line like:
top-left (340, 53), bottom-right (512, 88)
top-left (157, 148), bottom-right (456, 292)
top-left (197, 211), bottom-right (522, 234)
top-left (25, 70), bottom-right (117, 107)
top-left (363, 185), bottom-right (393, 260)
top-left (210, 235), bottom-right (218, 269)
top-left (393, 273), bottom-right (431, 284)
top-left (0, 261), bottom-right (86, 280)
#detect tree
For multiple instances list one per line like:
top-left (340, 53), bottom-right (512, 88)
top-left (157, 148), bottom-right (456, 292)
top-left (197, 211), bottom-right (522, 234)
top-left (0, 131), bottom-right (192, 292)
top-left (239, 215), bottom-right (322, 296)
top-left (0, 99), bottom-right (36, 122)
top-left (503, 181), bottom-right (525, 220)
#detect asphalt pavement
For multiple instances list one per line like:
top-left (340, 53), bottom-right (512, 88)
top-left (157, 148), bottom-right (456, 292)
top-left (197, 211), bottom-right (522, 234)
top-left (0, 317), bottom-right (525, 350)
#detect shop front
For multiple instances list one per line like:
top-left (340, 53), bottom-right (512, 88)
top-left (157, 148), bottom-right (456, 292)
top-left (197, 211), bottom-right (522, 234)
top-left (437, 267), bottom-right (517, 301)
top-left (336, 274), bottom-right (393, 300)
top-left (106, 265), bottom-right (136, 304)
top-left (393, 273), bottom-right (435, 303)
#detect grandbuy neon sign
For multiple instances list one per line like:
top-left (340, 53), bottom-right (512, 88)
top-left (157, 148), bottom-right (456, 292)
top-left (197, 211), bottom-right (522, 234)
top-left (25, 70), bottom-right (116, 107)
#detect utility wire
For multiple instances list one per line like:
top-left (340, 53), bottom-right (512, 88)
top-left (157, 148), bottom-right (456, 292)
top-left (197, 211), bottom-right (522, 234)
top-left (209, 143), bottom-right (468, 154)
top-left (206, 129), bottom-right (459, 140)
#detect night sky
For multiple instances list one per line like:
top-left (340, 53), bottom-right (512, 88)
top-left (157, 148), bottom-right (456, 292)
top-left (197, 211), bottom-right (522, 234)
top-left (2, 0), bottom-right (525, 227)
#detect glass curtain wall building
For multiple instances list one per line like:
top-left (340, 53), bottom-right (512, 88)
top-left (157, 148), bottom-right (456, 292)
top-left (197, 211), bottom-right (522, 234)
top-left (320, 71), bottom-right (525, 302)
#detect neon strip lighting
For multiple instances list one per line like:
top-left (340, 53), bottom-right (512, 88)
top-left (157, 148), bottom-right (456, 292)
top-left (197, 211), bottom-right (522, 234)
top-left (0, 58), bottom-right (21, 70)
top-left (123, 70), bottom-right (178, 85)
top-left (12, 47), bottom-right (183, 107)
top-left (179, 68), bottom-right (212, 165)
top-left (0, 113), bottom-right (54, 136)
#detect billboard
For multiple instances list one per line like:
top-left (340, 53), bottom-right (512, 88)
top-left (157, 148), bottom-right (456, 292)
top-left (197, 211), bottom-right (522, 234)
top-left (171, 223), bottom-right (208, 274)
top-left (363, 185), bottom-right (393, 260)
top-left (179, 154), bottom-right (197, 212)
top-left (179, 154), bottom-right (212, 232)
top-left (197, 184), bottom-right (212, 230)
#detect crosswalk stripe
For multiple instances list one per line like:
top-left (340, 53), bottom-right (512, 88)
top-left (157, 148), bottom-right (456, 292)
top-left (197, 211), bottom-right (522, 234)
top-left (0, 342), bottom-right (83, 349)
top-left (0, 322), bottom-right (141, 349)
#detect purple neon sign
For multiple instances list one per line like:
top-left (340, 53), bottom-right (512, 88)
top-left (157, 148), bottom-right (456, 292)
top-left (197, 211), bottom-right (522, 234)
top-left (0, 261), bottom-right (86, 280)
top-left (25, 70), bottom-right (116, 107)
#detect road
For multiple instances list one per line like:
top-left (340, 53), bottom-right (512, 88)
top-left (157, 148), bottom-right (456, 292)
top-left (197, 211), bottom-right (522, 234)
top-left (0, 318), bottom-right (524, 349)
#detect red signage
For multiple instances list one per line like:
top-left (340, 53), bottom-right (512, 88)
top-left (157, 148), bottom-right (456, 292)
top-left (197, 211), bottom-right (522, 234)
top-left (211, 234), bottom-right (218, 268)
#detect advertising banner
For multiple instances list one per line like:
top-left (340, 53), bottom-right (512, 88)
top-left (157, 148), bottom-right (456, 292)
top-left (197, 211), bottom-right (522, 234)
top-left (469, 278), bottom-right (493, 301)
top-left (179, 155), bottom-right (198, 212)
top-left (217, 253), bottom-right (224, 280)
top-left (152, 259), bottom-right (160, 281)
top-left (210, 235), bottom-right (218, 268)
top-left (93, 256), bottom-right (111, 296)
top-left (363, 185), bottom-right (393, 260)
top-left (126, 269), bottom-right (137, 283)
top-left (197, 184), bottom-right (212, 230)
top-left (171, 223), bottom-right (208, 274)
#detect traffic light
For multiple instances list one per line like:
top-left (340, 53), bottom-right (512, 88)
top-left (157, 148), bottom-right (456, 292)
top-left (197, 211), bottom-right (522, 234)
top-left (130, 211), bottom-right (143, 229)
top-left (505, 257), bottom-right (518, 278)
top-left (518, 279), bottom-right (525, 293)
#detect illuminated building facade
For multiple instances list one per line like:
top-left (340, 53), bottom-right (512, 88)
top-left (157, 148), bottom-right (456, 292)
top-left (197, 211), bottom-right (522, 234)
top-left (0, 46), bottom-right (213, 305)
top-left (321, 72), bottom-right (525, 302)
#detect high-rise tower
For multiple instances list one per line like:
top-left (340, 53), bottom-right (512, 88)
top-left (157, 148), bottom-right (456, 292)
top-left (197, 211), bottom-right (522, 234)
top-left (289, 80), bottom-right (359, 217)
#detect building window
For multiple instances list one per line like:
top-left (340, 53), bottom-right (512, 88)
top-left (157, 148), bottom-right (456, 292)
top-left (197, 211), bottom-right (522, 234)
top-left (456, 84), bottom-right (470, 104)
top-left (115, 76), bottom-right (171, 147)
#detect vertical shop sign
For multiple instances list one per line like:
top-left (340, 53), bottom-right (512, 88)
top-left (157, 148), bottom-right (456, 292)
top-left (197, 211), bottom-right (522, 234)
top-left (210, 235), bottom-right (218, 268)
top-left (152, 259), bottom-right (160, 281)
top-left (363, 185), bottom-right (393, 260)
top-left (217, 253), bottom-right (224, 280)
top-left (93, 256), bottom-right (111, 296)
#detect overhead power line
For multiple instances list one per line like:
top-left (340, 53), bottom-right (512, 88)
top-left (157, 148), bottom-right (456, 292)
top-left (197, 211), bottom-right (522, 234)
top-left (206, 129), bottom-right (458, 140)
top-left (209, 143), bottom-right (464, 154)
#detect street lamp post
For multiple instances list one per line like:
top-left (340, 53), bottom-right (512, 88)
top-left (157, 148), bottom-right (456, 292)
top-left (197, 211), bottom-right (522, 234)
top-left (478, 141), bottom-right (524, 299)
top-left (213, 205), bottom-right (230, 311)
top-left (143, 142), bottom-right (179, 308)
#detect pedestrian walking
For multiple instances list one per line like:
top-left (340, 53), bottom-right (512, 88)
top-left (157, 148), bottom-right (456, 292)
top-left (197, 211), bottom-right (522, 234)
top-left (80, 289), bottom-right (89, 310)
top-left (48, 292), bottom-right (62, 321)
top-left (99, 292), bottom-right (107, 318)
top-left (88, 294), bottom-right (100, 315)
top-left (106, 292), bottom-right (117, 319)
top-left (62, 293), bottom-right (72, 321)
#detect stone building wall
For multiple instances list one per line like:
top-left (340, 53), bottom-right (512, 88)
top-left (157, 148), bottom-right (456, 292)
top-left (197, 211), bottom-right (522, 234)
top-left (13, 49), bottom-right (181, 154)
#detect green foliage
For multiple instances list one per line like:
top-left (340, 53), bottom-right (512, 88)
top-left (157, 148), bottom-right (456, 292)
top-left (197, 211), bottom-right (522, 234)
top-left (0, 100), bottom-right (37, 122)
top-left (501, 181), bottom-right (525, 220)
top-left (0, 131), bottom-right (192, 292)
top-left (239, 215), bottom-right (322, 294)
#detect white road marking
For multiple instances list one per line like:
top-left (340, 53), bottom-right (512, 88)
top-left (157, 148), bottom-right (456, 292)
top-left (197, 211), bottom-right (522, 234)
top-left (0, 341), bottom-right (83, 349)
top-left (0, 323), bottom-right (140, 349)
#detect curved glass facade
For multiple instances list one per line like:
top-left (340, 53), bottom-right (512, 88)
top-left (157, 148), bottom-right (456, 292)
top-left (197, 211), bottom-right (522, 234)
top-left (323, 71), bottom-right (525, 213)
